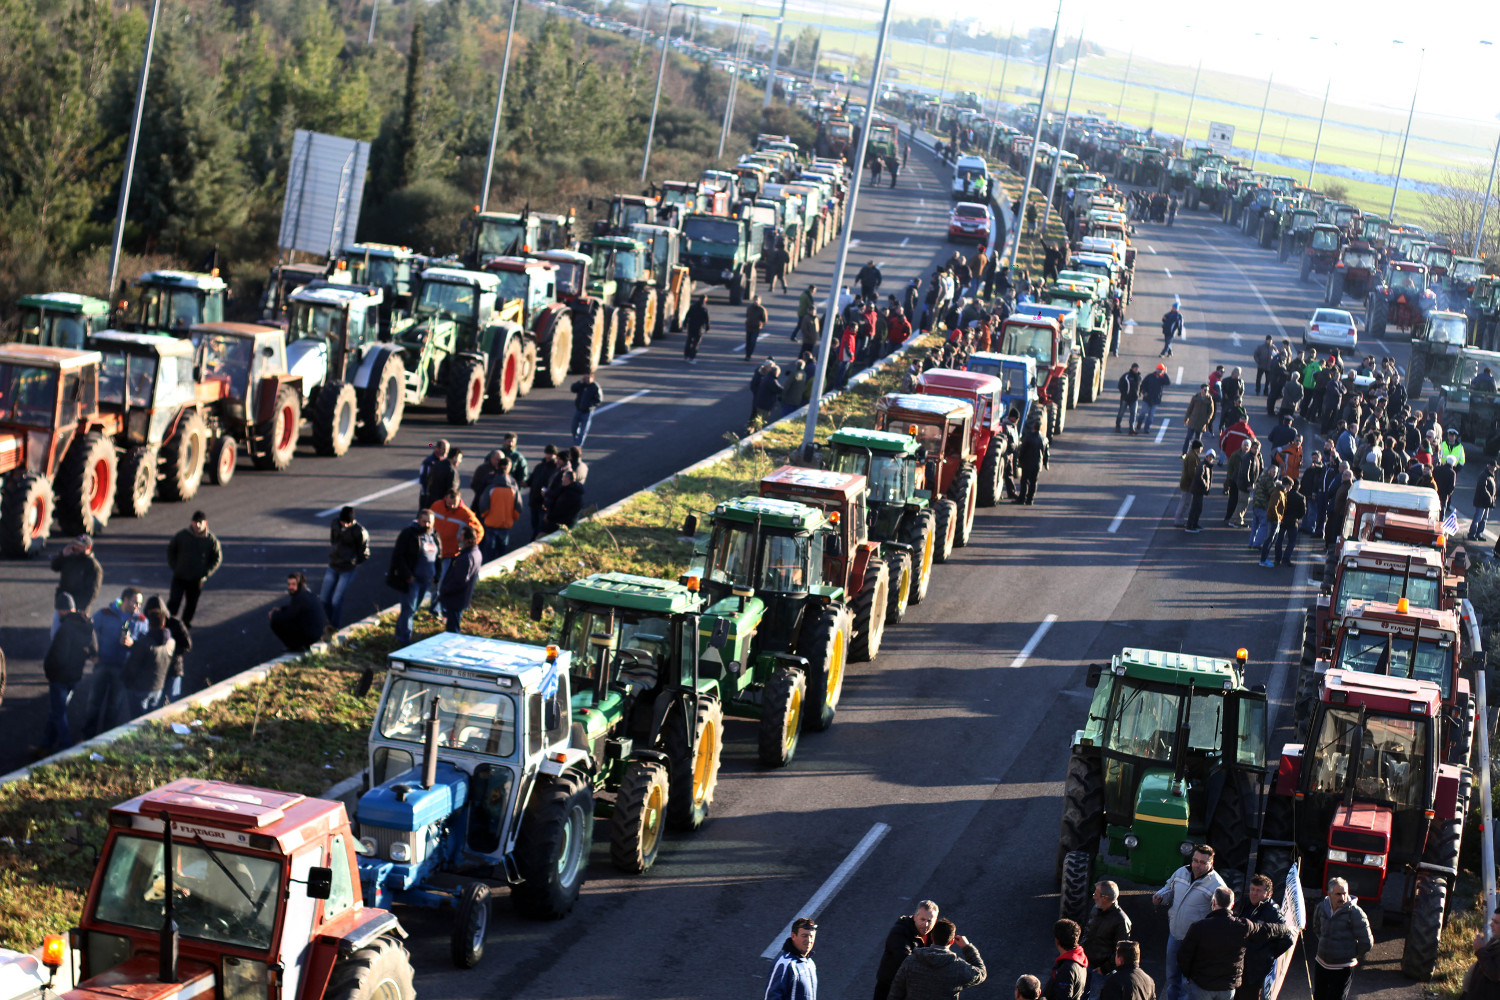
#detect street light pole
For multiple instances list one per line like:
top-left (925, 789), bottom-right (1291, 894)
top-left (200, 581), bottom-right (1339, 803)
top-left (1182, 58), bottom-right (1202, 145)
top-left (1248, 72), bottom-right (1273, 170)
top-left (1114, 46), bottom-right (1132, 121)
top-left (1008, 0), bottom-right (1063, 270)
top-left (480, 0), bottom-right (523, 211)
top-left (1475, 131), bottom-right (1500, 256)
top-left (106, 0), bottom-right (162, 302)
top-left (366, 0), bottom-right (379, 45)
top-left (802, 0), bottom-right (893, 459)
top-left (1387, 44), bottom-right (1424, 221)
top-left (985, 21), bottom-right (1016, 160)
top-left (762, 0), bottom-right (787, 111)
top-left (642, 3), bottom-right (718, 183)
top-left (936, 24), bottom-right (956, 111)
top-left (718, 16), bottom-right (746, 160)
top-left (1307, 76), bottom-right (1331, 187)
top-left (1041, 28), bottom-right (1085, 237)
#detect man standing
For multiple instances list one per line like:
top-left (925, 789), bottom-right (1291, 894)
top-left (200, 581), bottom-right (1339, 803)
top-left (1042, 919), bottom-right (1087, 1000)
top-left (1082, 881), bottom-right (1133, 1000)
top-left (437, 526), bottom-right (483, 633)
top-left (268, 572), bottom-right (328, 652)
top-left (1233, 875), bottom-right (1293, 1000)
top-left (1152, 844), bottom-right (1227, 1000)
top-left (83, 586), bottom-right (147, 738)
top-left (1274, 477), bottom-right (1306, 567)
top-left (38, 593), bottom-right (97, 755)
top-left (767, 240), bottom-right (791, 294)
top-left (1160, 304), bottom-right (1183, 357)
top-left (1187, 450), bottom-right (1215, 533)
top-left (122, 603), bottom-right (176, 717)
top-left (745, 294), bottom-right (770, 360)
top-left (1460, 910), bottom-right (1500, 1000)
top-left (873, 901), bottom-right (939, 1000)
top-left (1182, 385), bottom-right (1216, 455)
top-left (889, 918), bottom-right (986, 1000)
top-left (1177, 887), bottom-right (1292, 1000)
top-left (766, 917), bottom-right (819, 1000)
top-left (321, 506), bottom-right (370, 628)
top-left (750, 362), bottom-right (783, 429)
top-left (470, 449), bottom-right (508, 508)
top-left (544, 469), bottom-right (586, 531)
top-left (1100, 942), bottom-right (1156, 1000)
top-left (431, 488), bottom-right (484, 590)
top-left (1472, 460), bottom-right (1498, 540)
top-left (885, 305), bottom-right (912, 356)
top-left (500, 432), bottom-right (528, 486)
top-left (166, 511), bottom-right (222, 628)
top-left (902, 279), bottom-right (921, 324)
top-left (1310, 878), bottom-right (1372, 1000)
top-left (1016, 420), bottom-right (1049, 505)
top-left (527, 446), bottom-right (562, 539)
top-left (684, 294), bottom-right (711, 363)
top-left (1253, 335), bottom-right (1275, 396)
top-left (857, 260), bottom-right (883, 301)
top-left (1116, 364), bottom-right (1142, 434)
top-left (1138, 364), bottom-right (1171, 433)
top-left (570, 372), bottom-right (604, 446)
top-left (419, 439), bottom-right (450, 510)
top-left (798, 285), bottom-right (819, 345)
top-left (51, 534), bottom-right (103, 626)
top-left (479, 458), bottom-right (523, 559)
top-left (389, 509), bottom-right (439, 643)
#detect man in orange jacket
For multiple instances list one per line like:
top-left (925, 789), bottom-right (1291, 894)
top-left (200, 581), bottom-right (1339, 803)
top-left (429, 488), bottom-right (484, 610)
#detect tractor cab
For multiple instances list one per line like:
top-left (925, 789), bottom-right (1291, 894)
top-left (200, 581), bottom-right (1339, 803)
top-left (1323, 600), bottom-right (1467, 709)
top-left (1361, 216), bottom-right (1391, 249)
top-left (759, 466), bottom-right (880, 600)
top-left (1336, 481), bottom-right (1443, 543)
top-left (1000, 313), bottom-right (1070, 371)
top-left (258, 262), bottom-right (334, 328)
top-left (827, 427), bottom-right (923, 510)
top-left (90, 331), bottom-right (198, 448)
top-left (1329, 203), bottom-right (1360, 232)
top-left (15, 293), bottom-right (111, 350)
top-left (115, 270), bottom-right (228, 336)
top-left (286, 283), bottom-right (384, 388)
top-left (699, 169), bottom-right (740, 204)
top-left (580, 236), bottom-right (647, 303)
top-left (341, 243), bottom-right (419, 315)
top-left (1309, 225), bottom-right (1342, 253)
top-left (733, 163), bottom-right (771, 200)
top-left (629, 224), bottom-right (685, 291)
top-left (964, 352), bottom-right (1036, 429)
top-left (531, 212), bottom-right (575, 252)
top-left (1287, 208), bottom-right (1318, 234)
top-left (532, 249), bottom-right (591, 301)
top-left (412, 268), bottom-right (500, 343)
top-left (916, 368), bottom-right (1006, 465)
top-left (1414, 310), bottom-right (1470, 347)
top-left (601, 195), bottom-right (659, 235)
top-left (0, 345), bottom-right (104, 472)
top-left (874, 393), bottom-right (976, 499)
top-left (470, 210), bottom-right (541, 264)
top-left (481, 257), bottom-right (558, 329)
top-left (1423, 245), bottom-right (1455, 281)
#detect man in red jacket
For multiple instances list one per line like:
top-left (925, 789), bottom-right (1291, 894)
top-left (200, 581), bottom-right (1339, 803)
top-left (885, 305), bottom-right (912, 356)
top-left (1043, 919), bottom-right (1087, 1000)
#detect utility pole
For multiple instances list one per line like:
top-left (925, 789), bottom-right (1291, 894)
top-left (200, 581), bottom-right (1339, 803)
top-left (763, 0), bottom-right (787, 111)
top-left (366, 0), bottom-right (379, 45)
top-left (1007, 1), bottom-right (1063, 270)
top-left (106, 0), bottom-right (162, 302)
top-left (1248, 72), bottom-right (1273, 170)
top-left (1475, 130), bottom-right (1500, 256)
top-left (1114, 47), bottom-right (1132, 120)
top-left (1388, 46), bottom-right (1425, 221)
top-left (480, 0), bottom-right (522, 211)
top-left (1307, 77), bottom-right (1331, 187)
top-left (1041, 29), bottom-right (1085, 236)
top-left (1182, 58), bottom-right (1202, 144)
top-left (985, 21), bottom-right (1016, 160)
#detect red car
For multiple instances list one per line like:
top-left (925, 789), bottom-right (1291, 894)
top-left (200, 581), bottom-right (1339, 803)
top-left (948, 203), bottom-right (991, 244)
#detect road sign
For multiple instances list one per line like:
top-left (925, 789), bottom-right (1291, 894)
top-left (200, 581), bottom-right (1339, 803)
top-left (278, 129), bottom-right (370, 258)
top-left (1207, 122), bottom-right (1234, 156)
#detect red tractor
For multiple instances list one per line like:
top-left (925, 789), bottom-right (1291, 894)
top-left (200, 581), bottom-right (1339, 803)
top-left (1302, 539), bottom-right (1452, 673)
top-left (531, 248), bottom-right (611, 374)
top-left (759, 466), bottom-right (893, 661)
top-left (62, 778), bottom-right (415, 1000)
top-left (1367, 261), bottom-right (1437, 338)
top-left (1325, 241), bottom-right (1381, 308)
top-left (874, 393), bottom-right (977, 558)
top-left (915, 368), bottom-right (1011, 506)
top-left (1258, 670), bottom-right (1469, 981)
top-left (1299, 224), bottom-right (1343, 284)
top-left (997, 313), bottom-right (1079, 435)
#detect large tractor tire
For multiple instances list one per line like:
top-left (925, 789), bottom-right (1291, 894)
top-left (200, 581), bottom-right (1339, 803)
top-left (205, 437), bottom-right (237, 486)
top-left (486, 334), bottom-right (524, 414)
top-left (159, 409), bottom-right (209, 502)
top-left (450, 882), bottom-right (490, 969)
top-left (978, 443), bottom-right (1002, 507)
top-left (518, 341), bottom-right (538, 396)
top-left (933, 498), bottom-right (958, 564)
top-left (1368, 299), bottom-right (1388, 339)
top-left (617, 310), bottom-right (637, 358)
top-left (1080, 356), bottom-right (1100, 405)
top-left (1066, 355), bottom-right (1082, 409)
top-left (1056, 752), bottom-right (1105, 881)
top-left (884, 549), bottom-right (912, 625)
top-left (1401, 876), bottom-right (1449, 981)
top-left (116, 445), bottom-right (158, 518)
top-left (1408, 354), bottom-right (1427, 399)
top-left (571, 303), bottom-right (604, 374)
top-left (1060, 850), bottom-right (1095, 923)
top-left (1207, 771), bottom-right (1255, 888)
top-left (1300, 254), bottom-right (1313, 283)
top-left (253, 385), bottom-right (301, 471)
top-left (608, 759), bottom-right (669, 874)
top-left (948, 465), bottom-right (977, 547)
top-left (535, 308), bottom-right (574, 388)
top-left (1293, 663), bottom-right (1319, 733)
top-left (511, 771), bottom-right (593, 919)
top-left (0, 473), bottom-right (55, 558)
top-left (1300, 608), bottom-right (1317, 666)
top-left (757, 666), bottom-right (806, 767)
top-left (1255, 795), bottom-right (1295, 904)
top-left (56, 431), bottom-right (117, 535)
top-left (1051, 393), bottom-right (1068, 434)
top-left (656, 289), bottom-right (676, 340)
top-left (901, 509), bottom-right (937, 603)
top-left (598, 308), bottom-right (619, 365)
top-left (1448, 691), bottom-right (1476, 767)
top-left (324, 935), bottom-right (416, 1000)
top-left (1326, 270), bottom-right (1345, 307)
top-left (728, 273), bottom-right (744, 306)
top-left (632, 287), bottom-right (657, 348)
top-left (312, 381), bottom-right (358, 457)
top-left (674, 278), bottom-right (693, 331)
top-left (849, 558), bottom-right (889, 662)
top-left (446, 357), bottom-right (486, 425)
top-left (357, 351), bottom-right (406, 443)
top-left (800, 605), bottom-right (851, 732)
top-left (663, 695), bottom-right (724, 831)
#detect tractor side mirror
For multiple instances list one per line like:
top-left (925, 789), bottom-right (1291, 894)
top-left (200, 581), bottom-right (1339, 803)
top-left (304, 867), bottom-right (333, 899)
top-left (710, 618), bottom-right (729, 649)
top-left (530, 592), bottom-right (547, 622)
top-left (1085, 663), bottom-right (1103, 688)
top-left (681, 514), bottom-right (698, 537)
top-left (355, 667), bottom-right (376, 698)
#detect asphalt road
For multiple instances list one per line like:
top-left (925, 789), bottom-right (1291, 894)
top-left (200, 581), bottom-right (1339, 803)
top-left (0, 140), bottom-right (967, 774)
top-left (390, 194), bottom-right (1434, 1000)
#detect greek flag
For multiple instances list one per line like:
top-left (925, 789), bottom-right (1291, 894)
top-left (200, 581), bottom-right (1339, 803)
top-left (1443, 510), bottom-right (1461, 536)
top-left (1285, 861), bottom-right (1307, 928)
top-left (539, 653), bottom-right (561, 699)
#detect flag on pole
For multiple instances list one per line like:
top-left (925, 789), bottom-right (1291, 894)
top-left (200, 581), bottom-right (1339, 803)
top-left (1285, 861), bottom-right (1307, 929)
top-left (1443, 510), bottom-right (1460, 536)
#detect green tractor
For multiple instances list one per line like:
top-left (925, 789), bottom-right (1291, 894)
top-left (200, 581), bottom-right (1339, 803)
top-left (577, 235), bottom-right (658, 356)
top-left (1185, 164), bottom-right (1227, 212)
top-left (1056, 647), bottom-right (1268, 922)
top-left (112, 270), bottom-right (228, 335)
top-left (681, 494), bottom-right (853, 767)
top-left (14, 292), bottom-right (112, 349)
top-left (1277, 208), bottom-right (1320, 263)
top-left (341, 242), bottom-right (422, 333)
top-left (466, 209), bottom-right (575, 266)
top-left (825, 427), bottom-right (937, 610)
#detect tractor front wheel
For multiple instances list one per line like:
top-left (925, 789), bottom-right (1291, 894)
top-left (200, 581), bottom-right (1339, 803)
top-left (901, 509), bottom-right (936, 602)
top-left (0, 473), bottom-right (55, 558)
top-left (571, 303), bottom-right (604, 374)
top-left (487, 335), bottom-right (524, 414)
top-left (849, 558), bottom-right (889, 662)
top-left (358, 351), bottom-right (407, 442)
top-left (313, 381), bottom-right (358, 457)
top-left (1448, 691), bottom-right (1476, 766)
top-left (1059, 850), bottom-right (1095, 924)
top-left (1079, 356), bottom-right (1100, 405)
top-left (56, 431), bottom-right (117, 535)
top-left (663, 695), bottom-right (723, 831)
top-left (978, 443), bottom-right (1001, 506)
top-left (756, 667), bottom-right (805, 767)
top-left (450, 882), bottom-right (489, 969)
top-left (1300, 608), bottom-right (1317, 666)
top-left (632, 288), bottom-right (657, 348)
top-left (324, 936), bottom-right (416, 1000)
top-left (536, 310), bottom-right (574, 387)
top-left (1255, 795), bottom-right (1296, 906)
top-left (512, 771), bottom-right (593, 919)
top-left (598, 308), bottom-right (619, 365)
top-left (1056, 752), bottom-right (1105, 881)
top-left (253, 385), bottom-right (301, 471)
top-left (1408, 355), bottom-right (1427, 399)
top-left (801, 605), bottom-right (851, 732)
top-left (159, 408), bottom-right (209, 502)
top-left (446, 358), bottom-right (486, 426)
top-left (205, 437), bottom-right (237, 486)
top-left (1207, 771), bottom-right (1255, 889)
top-left (933, 498), bottom-right (958, 564)
top-left (1401, 876), bottom-right (1449, 980)
top-left (617, 311), bottom-right (637, 358)
top-left (1327, 271), bottom-right (1345, 307)
top-left (116, 445), bottom-right (158, 518)
top-left (884, 549), bottom-right (912, 625)
top-left (608, 759), bottom-right (670, 874)
top-left (518, 341), bottom-right (538, 396)
top-left (948, 465), bottom-right (976, 547)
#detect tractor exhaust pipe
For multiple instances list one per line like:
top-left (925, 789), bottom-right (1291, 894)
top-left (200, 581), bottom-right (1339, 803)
top-left (422, 697), bottom-right (441, 790)
top-left (158, 810), bottom-right (179, 984)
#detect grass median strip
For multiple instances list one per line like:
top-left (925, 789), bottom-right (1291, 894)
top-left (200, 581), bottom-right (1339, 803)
top-left (0, 337), bottom-right (935, 951)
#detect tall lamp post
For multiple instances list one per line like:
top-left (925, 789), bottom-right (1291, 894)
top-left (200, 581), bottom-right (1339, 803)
top-left (719, 10), bottom-right (782, 159)
top-left (106, 0), bottom-right (163, 301)
top-left (1008, 0), bottom-right (1063, 270)
top-left (762, 0), bottom-right (787, 111)
top-left (1248, 72), bottom-right (1273, 170)
top-left (479, 0), bottom-right (523, 211)
top-left (1041, 28), bottom-right (1085, 236)
top-left (641, 1), bottom-right (721, 183)
top-left (985, 20), bottom-right (1016, 159)
top-left (1387, 40), bottom-right (1425, 221)
top-left (1114, 46), bottom-right (1132, 121)
top-left (1181, 58), bottom-right (1201, 145)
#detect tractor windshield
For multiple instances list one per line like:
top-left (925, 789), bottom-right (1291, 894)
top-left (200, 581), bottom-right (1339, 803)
top-left (17, 308), bottom-right (89, 349)
top-left (378, 677), bottom-right (517, 757)
top-left (0, 363), bottom-right (58, 426)
top-left (1333, 632), bottom-right (1452, 694)
top-left (1453, 260), bottom-right (1485, 283)
top-left (1344, 251), bottom-right (1377, 271)
top-left (1104, 681), bottom-right (1223, 762)
top-left (288, 303), bottom-right (343, 343)
top-left (477, 220), bottom-right (527, 256)
top-left (1311, 230), bottom-right (1339, 251)
top-left (1388, 271), bottom-right (1424, 295)
top-left (1304, 708), bottom-right (1427, 808)
top-left (1333, 569), bottom-right (1439, 616)
top-left (560, 609), bottom-right (675, 685)
top-left (705, 522), bottom-right (815, 594)
top-left (97, 353), bottom-right (155, 408)
top-left (1000, 325), bottom-right (1055, 366)
top-left (416, 281), bottom-right (479, 322)
top-left (684, 218), bottom-right (741, 246)
top-left (611, 251), bottom-right (642, 283)
top-left (94, 834), bottom-right (281, 951)
top-left (830, 449), bottom-right (911, 503)
top-left (491, 271), bottom-right (532, 305)
top-left (552, 262), bottom-right (584, 297)
top-left (130, 286), bottom-right (220, 331)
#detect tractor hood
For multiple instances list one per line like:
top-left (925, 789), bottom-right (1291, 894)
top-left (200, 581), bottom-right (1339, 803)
top-left (1135, 771), bottom-right (1190, 831)
top-left (285, 338), bottom-right (329, 394)
top-left (699, 595), bottom-right (766, 671)
top-left (65, 956), bottom-right (216, 1000)
top-left (357, 762), bottom-right (469, 832)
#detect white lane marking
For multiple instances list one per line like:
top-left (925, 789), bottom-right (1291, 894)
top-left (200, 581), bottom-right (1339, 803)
top-left (1164, 267), bottom-right (1172, 278)
top-left (1231, 332), bottom-right (1242, 347)
top-left (900, 237), bottom-right (910, 247)
top-left (316, 478), bottom-right (418, 518)
top-left (914, 218), bottom-right (923, 227)
top-left (761, 822), bottom-right (892, 959)
top-left (1154, 418), bottom-right (1170, 444)
top-left (919, 198), bottom-right (926, 206)
top-left (1123, 319), bottom-right (1137, 335)
top-left (849, 239), bottom-right (861, 247)
top-left (1009, 614), bottom-right (1059, 669)
top-left (1195, 236), bottom-right (1292, 340)
top-left (1108, 495), bottom-right (1136, 534)
top-left (593, 389), bottom-right (650, 415)
top-left (1148, 246), bottom-right (1157, 254)
top-left (1176, 366), bottom-right (1184, 384)
top-left (609, 347), bottom-right (650, 365)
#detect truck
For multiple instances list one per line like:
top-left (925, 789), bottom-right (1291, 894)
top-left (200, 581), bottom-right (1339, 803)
top-left (681, 213), bottom-right (761, 305)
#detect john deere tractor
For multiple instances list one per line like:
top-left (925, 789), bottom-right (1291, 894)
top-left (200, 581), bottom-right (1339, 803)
top-left (826, 427), bottom-right (936, 612)
top-left (1056, 647), bottom-right (1268, 922)
top-left (15, 292), bottom-right (111, 349)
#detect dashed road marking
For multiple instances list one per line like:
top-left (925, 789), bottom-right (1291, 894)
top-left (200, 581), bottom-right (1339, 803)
top-left (609, 347), bottom-right (650, 365)
top-left (317, 479), bottom-right (417, 518)
top-left (594, 389), bottom-right (650, 414)
top-left (1155, 418), bottom-right (1170, 444)
top-left (1009, 615), bottom-right (1059, 669)
top-left (900, 237), bottom-right (909, 246)
top-left (1164, 267), bottom-right (1172, 278)
top-left (761, 822), bottom-right (892, 959)
top-left (1108, 495), bottom-right (1136, 534)
top-left (1148, 246), bottom-right (1157, 254)
top-left (1176, 366), bottom-right (1184, 384)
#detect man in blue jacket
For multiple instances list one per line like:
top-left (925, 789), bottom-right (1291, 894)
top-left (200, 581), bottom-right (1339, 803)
top-left (766, 917), bottom-right (818, 1000)
top-left (83, 587), bottom-right (149, 738)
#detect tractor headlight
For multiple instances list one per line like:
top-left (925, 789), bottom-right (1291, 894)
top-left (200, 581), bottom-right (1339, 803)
top-left (1327, 849), bottom-right (1349, 863)
top-left (1364, 854), bottom-right (1386, 868)
top-left (390, 841), bottom-right (412, 863)
top-left (358, 836), bottom-right (377, 856)
top-left (1179, 841), bottom-right (1195, 857)
top-left (1124, 834), bottom-right (1139, 849)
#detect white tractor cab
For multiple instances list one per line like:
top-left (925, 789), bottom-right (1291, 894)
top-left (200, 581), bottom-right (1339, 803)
top-left (114, 270), bottom-right (229, 336)
top-left (699, 169), bottom-right (741, 204)
top-left (952, 155), bottom-right (989, 202)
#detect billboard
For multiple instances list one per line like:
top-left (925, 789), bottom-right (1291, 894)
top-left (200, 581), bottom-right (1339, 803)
top-left (1207, 122), bottom-right (1234, 156)
top-left (278, 129), bottom-right (371, 258)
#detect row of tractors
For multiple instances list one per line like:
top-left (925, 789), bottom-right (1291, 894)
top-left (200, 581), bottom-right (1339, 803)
top-left (0, 130), bottom-right (852, 558)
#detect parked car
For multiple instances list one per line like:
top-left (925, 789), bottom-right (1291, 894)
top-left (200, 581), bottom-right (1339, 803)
top-left (1304, 307), bottom-right (1358, 350)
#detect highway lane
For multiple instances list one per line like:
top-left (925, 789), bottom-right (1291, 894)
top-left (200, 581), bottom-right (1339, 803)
top-left (390, 194), bottom-right (1437, 1000)
top-left (0, 142), bottom-right (963, 773)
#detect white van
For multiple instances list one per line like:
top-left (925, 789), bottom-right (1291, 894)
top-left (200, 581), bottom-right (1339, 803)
top-left (952, 155), bottom-right (989, 202)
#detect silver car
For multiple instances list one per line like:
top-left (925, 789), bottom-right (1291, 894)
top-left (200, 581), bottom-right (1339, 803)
top-left (1304, 307), bottom-right (1357, 350)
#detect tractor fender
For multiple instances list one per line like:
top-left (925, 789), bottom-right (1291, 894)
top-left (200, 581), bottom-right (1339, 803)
top-left (352, 345), bottom-right (399, 391)
top-left (298, 907), bottom-right (407, 1000)
top-left (1434, 763), bottom-right (1468, 821)
top-left (253, 376), bottom-right (301, 423)
top-left (538, 748), bottom-right (590, 775)
top-left (531, 303), bottom-right (570, 344)
top-left (484, 322), bottom-right (526, 382)
top-left (849, 542), bottom-right (879, 593)
top-left (629, 747), bottom-right (671, 767)
top-left (647, 688), bottom-right (685, 747)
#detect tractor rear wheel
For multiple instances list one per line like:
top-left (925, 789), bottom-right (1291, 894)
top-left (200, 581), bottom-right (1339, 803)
top-left (1401, 876), bottom-right (1448, 980)
top-left (978, 443), bottom-right (1002, 507)
top-left (205, 437), bottom-right (236, 486)
top-left (1408, 355), bottom-right (1427, 398)
top-left (1066, 355), bottom-right (1081, 408)
top-left (729, 274), bottom-right (744, 306)
top-left (1300, 608), bottom-right (1317, 666)
top-left (487, 334), bottom-right (523, 414)
top-left (1293, 662), bottom-right (1319, 733)
top-left (116, 445), bottom-right (158, 518)
top-left (1255, 794), bottom-right (1295, 905)
top-left (1056, 752), bottom-right (1105, 881)
top-left (56, 431), bottom-right (117, 535)
top-left (757, 667), bottom-right (805, 767)
top-left (571, 303), bottom-right (604, 374)
top-left (324, 935), bottom-right (416, 1000)
top-left (450, 882), bottom-right (489, 969)
top-left (849, 558), bottom-right (889, 662)
top-left (663, 694), bottom-right (723, 831)
top-left (933, 499), bottom-right (957, 564)
top-left (948, 466), bottom-right (976, 547)
top-left (159, 408), bottom-right (209, 501)
top-left (358, 351), bottom-right (406, 442)
top-left (901, 509), bottom-right (936, 603)
top-left (536, 309), bottom-right (574, 388)
top-left (1059, 850), bottom-right (1094, 924)
top-left (1327, 271), bottom-right (1345, 307)
top-left (884, 549), bottom-right (912, 625)
top-left (617, 311), bottom-right (637, 358)
top-left (312, 381), bottom-right (358, 457)
top-left (1080, 356), bottom-right (1100, 405)
top-left (253, 385), bottom-right (301, 470)
top-left (674, 278), bottom-right (693, 330)
top-left (1300, 254), bottom-right (1312, 283)
top-left (518, 341), bottom-right (538, 396)
top-left (598, 308), bottom-right (619, 365)
top-left (801, 605), bottom-right (851, 732)
top-left (1448, 691), bottom-right (1476, 766)
top-left (1368, 300), bottom-right (1388, 339)
top-left (608, 759), bottom-right (669, 874)
top-left (446, 358), bottom-right (485, 425)
top-left (633, 288), bottom-right (657, 348)
top-left (512, 771), bottom-right (593, 919)
top-left (0, 473), bottom-right (55, 558)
